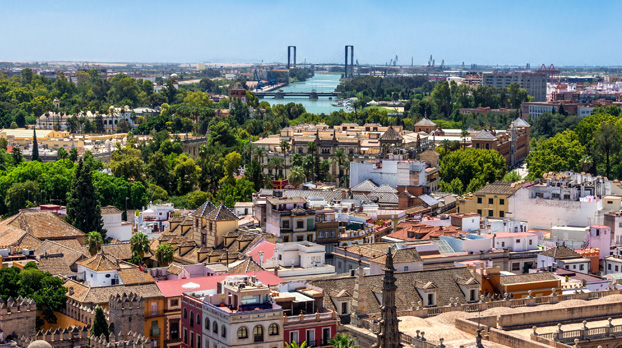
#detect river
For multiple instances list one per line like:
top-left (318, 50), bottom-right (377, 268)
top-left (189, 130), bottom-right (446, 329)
top-left (263, 73), bottom-right (344, 114)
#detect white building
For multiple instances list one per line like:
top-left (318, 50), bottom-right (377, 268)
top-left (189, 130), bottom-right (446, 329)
top-left (537, 245), bottom-right (590, 273)
top-left (484, 232), bottom-right (539, 252)
top-left (101, 206), bottom-right (133, 241)
top-left (135, 203), bottom-right (176, 239)
top-left (263, 242), bottom-right (335, 278)
top-left (234, 202), bottom-right (254, 217)
top-left (76, 252), bottom-right (151, 287)
top-left (199, 275), bottom-right (284, 348)
top-left (349, 160), bottom-right (427, 189)
top-left (440, 234), bottom-right (492, 254)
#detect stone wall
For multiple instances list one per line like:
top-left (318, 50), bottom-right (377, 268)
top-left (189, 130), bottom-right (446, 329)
top-left (0, 296), bottom-right (37, 340)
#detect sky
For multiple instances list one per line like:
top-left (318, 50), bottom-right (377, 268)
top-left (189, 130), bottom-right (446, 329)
top-left (0, 0), bottom-right (620, 66)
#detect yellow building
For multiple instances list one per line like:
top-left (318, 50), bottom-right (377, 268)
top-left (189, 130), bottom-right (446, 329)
top-left (457, 181), bottom-right (522, 218)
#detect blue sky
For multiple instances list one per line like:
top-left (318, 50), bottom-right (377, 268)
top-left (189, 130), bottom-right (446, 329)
top-left (1, 0), bottom-right (620, 66)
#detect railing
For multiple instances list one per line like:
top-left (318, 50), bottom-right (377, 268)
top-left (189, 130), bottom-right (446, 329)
top-left (535, 322), bottom-right (622, 344)
top-left (283, 311), bottom-right (337, 325)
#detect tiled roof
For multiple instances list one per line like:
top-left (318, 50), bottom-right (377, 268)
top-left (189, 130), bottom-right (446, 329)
top-left (0, 211), bottom-right (85, 240)
top-left (76, 251), bottom-right (120, 271)
top-left (351, 179), bottom-right (378, 193)
top-left (64, 280), bottom-right (162, 305)
top-left (167, 264), bottom-right (183, 275)
top-left (540, 245), bottom-right (582, 260)
top-left (35, 239), bottom-right (89, 267)
top-left (226, 258), bottom-right (264, 274)
top-left (379, 126), bottom-right (403, 141)
top-left (193, 200), bottom-right (216, 218)
top-left (415, 118), bottom-right (436, 126)
top-left (388, 222), bottom-right (461, 241)
top-left (471, 129), bottom-right (496, 140)
top-left (371, 184), bottom-right (398, 194)
top-left (498, 272), bottom-right (558, 285)
top-left (155, 271), bottom-right (283, 298)
top-left (207, 204), bottom-right (239, 221)
top-left (38, 253), bottom-right (75, 276)
top-left (101, 206), bottom-right (122, 215)
top-left (475, 181), bottom-right (522, 196)
top-left (101, 242), bottom-right (150, 260)
top-left (311, 267), bottom-right (477, 314)
top-left (259, 189), bottom-right (345, 202)
top-left (117, 268), bottom-right (155, 285)
top-left (512, 118), bottom-right (530, 127)
top-left (0, 225), bottom-right (42, 249)
top-left (418, 194), bottom-right (440, 207)
top-left (370, 248), bottom-right (422, 264)
top-left (367, 192), bottom-right (399, 205)
top-left (246, 240), bottom-right (276, 264)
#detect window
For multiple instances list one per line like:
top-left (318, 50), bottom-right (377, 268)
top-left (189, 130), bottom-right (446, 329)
top-left (477, 209), bottom-right (482, 215)
top-left (580, 264), bottom-right (584, 271)
top-left (283, 221), bottom-right (290, 229)
top-left (499, 211), bottom-right (505, 218)
top-left (501, 242), bottom-right (505, 247)
top-left (477, 197), bottom-right (482, 204)
top-left (322, 328), bottom-right (331, 345)
top-left (151, 320), bottom-right (159, 337)
top-left (608, 264), bottom-right (612, 271)
top-left (529, 239), bottom-right (533, 245)
top-left (341, 302), bottom-right (348, 315)
top-left (183, 308), bottom-right (187, 319)
top-left (499, 199), bottom-right (505, 205)
top-left (269, 323), bottom-right (279, 336)
top-left (470, 289), bottom-right (477, 302)
top-left (105, 274), bottom-right (111, 278)
top-left (191, 333), bottom-right (194, 348)
top-left (488, 210), bottom-right (493, 217)
top-left (253, 325), bottom-right (264, 342)
top-left (516, 239), bottom-right (520, 243)
top-left (290, 331), bottom-right (299, 343)
top-left (196, 313), bottom-right (201, 326)
top-left (205, 318), bottom-right (210, 329)
top-left (404, 266), bottom-right (409, 272)
top-left (512, 263), bottom-right (520, 271)
top-left (190, 311), bottom-right (194, 327)
top-left (151, 302), bottom-right (158, 316)
top-left (184, 329), bottom-right (188, 344)
top-left (213, 321), bottom-right (218, 334)
top-left (221, 326), bottom-right (226, 338)
top-left (170, 321), bottom-right (180, 340)
top-left (171, 299), bottom-right (179, 307)
top-left (426, 293), bottom-right (436, 306)
top-left (616, 265), bottom-right (620, 272)
top-left (238, 327), bottom-right (248, 339)
top-left (596, 229), bottom-right (600, 236)
top-left (297, 220), bottom-right (304, 229)
top-left (488, 198), bottom-right (493, 204)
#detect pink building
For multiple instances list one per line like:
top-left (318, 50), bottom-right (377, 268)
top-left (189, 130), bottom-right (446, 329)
top-left (587, 225), bottom-right (612, 260)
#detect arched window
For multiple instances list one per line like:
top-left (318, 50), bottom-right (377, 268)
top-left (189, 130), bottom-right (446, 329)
top-left (253, 325), bottom-right (264, 342)
top-left (221, 326), bottom-right (227, 338)
top-left (190, 311), bottom-right (194, 327)
top-left (213, 321), bottom-right (218, 334)
top-left (183, 308), bottom-right (187, 319)
top-left (205, 317), bottom-right (210, 330)
top-left (196, 313), bottom-right (201, 326)
top-left (238, 327), bottom-right (248, 339)
top-left (268, 323), bottom-right (279, 336)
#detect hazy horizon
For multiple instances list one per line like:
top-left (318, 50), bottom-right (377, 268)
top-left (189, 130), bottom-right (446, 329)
top-left (1, 0), bottom-right (621, 66)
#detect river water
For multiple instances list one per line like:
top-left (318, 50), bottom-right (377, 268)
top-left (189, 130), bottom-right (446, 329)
top-left (263, 73), bottom-right (345, 114)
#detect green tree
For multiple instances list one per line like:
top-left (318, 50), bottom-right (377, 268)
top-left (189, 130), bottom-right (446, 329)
top-left (57, 147), bottom-right (68, 160)
top-left (18, 268), bottom-right (67, 323)
top-left (155, 243), bottom-right (175, 266)
top-left (307, 141), bottom-right (318, 180)
top-left (244, 158), bottom-right (264, 191)
top-left (186, 191), bottom-right (211, 209)
top-left (526, 130), bottom-right (586, 179)
top-left (593, 122), bottom-right (621, 178)
top-left (287, 166), bottom-right (306, 187)
top-left (330, 149), bottom-right (349, 188)
top-left (502, 170), bottom-right (522, 182)
top-left (280, 140), bottom-right (291, 177)
top-left (174, 154), bottom-right (200, 195)
top-left (91, 306), bottom-right (110, 341)
top-left (439, 148), bottom-right (506, 194)
top-left (31, 129), bottom-right (40, 162)
top-left (66, 159), bottom-right (106, 237)
top-left (130, 232), bottom-right (150, 257)
top-left (85, 231), bottom-right (103, 256)
top-left (329, 333), bottom-right (359, 348)
top-left (286, 342), bottom-right (308, 348)
top-left (5, 180), bottom-right (39, 215)
top-left (0, 138), bottom-right (7, 151)
top-left (12, 147), bottom-right (23, 165)
top-left (69, 147), bottom-right (78, 162)
top-left (110, 145), bottom-right (144, 182)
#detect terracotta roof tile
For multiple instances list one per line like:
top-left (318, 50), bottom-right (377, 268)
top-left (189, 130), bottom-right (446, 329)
top-left (0, 211), bottom-right (85, 240)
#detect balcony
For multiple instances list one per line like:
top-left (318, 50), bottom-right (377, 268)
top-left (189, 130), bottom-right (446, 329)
top-left (283, 310), bottom-right (337, 325)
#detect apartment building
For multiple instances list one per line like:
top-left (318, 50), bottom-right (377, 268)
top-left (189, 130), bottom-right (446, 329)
top-left (482, 71), bottom-right (547, 101)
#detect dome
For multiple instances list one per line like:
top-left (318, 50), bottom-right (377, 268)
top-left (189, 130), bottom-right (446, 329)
top-left (39, 115), bottom-right (48, 121)
top-left (28, 341), bottom-right (53, 348)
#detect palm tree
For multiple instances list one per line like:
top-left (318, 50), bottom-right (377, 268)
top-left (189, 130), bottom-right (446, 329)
top-left (130, 232), bottom-right (150, 257)
top-left (307, 141), bottom-right (318, 180)
top-left (255, 146), bottom-right (267, 167)
top-left (329, 333), bottom-right (359, 348)
top-left (155, 243), bottom-right (175, 266)
top-left (461, 129), bottom-right (470, 149)
top-left (268, 157), bottom-right (284, 179)
top-left (85, 231), bottom-right (103, 256)
top-left (330, 149), bottom-right (348, 188)
top-left (579, 155), bottom-right (593, 173)
top-left (440, 139), bottom-right (452, 157)
top-left (285, 342), bottom-right (307, 348)
top-left (280, 140), bottom-right (291, 177)
top-left (288, 166), bottom-right (306, 187)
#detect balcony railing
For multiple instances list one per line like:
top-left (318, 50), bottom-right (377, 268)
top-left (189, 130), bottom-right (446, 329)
top-left (283, 311), bottom-right (337, 324)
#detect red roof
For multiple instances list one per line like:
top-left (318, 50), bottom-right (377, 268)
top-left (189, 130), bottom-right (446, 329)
top-left (156, 271), bottom-right (283, 298)
top-left (246, 240), bottom-right (276, 264)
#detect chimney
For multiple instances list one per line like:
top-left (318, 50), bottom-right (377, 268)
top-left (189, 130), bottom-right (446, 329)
top-left (258, 251), bottom-right (264, 266)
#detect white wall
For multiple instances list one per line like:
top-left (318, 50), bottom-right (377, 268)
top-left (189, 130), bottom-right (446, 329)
top-left (78, 265), bottom-right (120, 287)
top-left (492, 236), bottom-right (539, 252)
top-left (349, 160), bottom-right (427, 188)
top-left (440, 235), bottom-right (491, 253)
top-left (509, 188), bottom-right (602, 230)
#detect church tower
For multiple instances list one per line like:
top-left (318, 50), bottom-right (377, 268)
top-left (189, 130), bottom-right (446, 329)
top-left (372, 248), bottom-right (401, 348)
